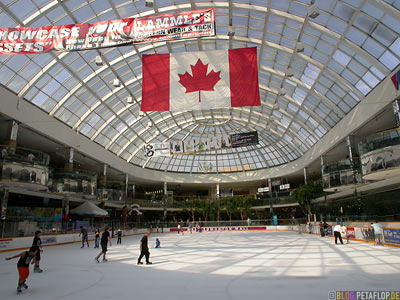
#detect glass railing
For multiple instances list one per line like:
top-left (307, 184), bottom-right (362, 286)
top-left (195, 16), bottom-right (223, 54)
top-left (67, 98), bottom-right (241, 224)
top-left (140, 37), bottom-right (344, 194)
top-left (322, 158), bottom-right (361, 175)
top-left (322, 158), bottom-right (362, 189)
top-left (0, 145), bottom-right (50, 166)
top-left (48, 169), bottom-right (97, 195)
top-left (359, 128), bottom-right (400, 155)
top-left (322, 169), bottom-right (363, 189)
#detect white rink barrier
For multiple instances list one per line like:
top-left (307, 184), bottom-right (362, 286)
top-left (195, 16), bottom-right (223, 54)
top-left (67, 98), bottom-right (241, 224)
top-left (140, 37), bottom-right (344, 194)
top-left (0, 228), bottom-right (152, 252)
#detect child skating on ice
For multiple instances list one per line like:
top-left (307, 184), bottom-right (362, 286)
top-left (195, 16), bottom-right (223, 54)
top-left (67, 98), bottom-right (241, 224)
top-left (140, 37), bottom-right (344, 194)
top-left (5, 247), bottom-right (37, 294)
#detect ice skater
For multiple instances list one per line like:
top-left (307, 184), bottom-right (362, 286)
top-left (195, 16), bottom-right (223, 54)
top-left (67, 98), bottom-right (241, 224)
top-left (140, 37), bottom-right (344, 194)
top-left (371, 221), bottom-right (384, 246)
top-left (333, 223), bottom-right (344, 245)
top-left (31, 230), bottom-right (43, 273)
top-left (94, 228), bottom-right (100, 248)
top-left (155, 238), bottom-right (161, 248)
top-left (137, 231), bottom-right (152, 265)
top-left (117, 229), bottom-right (122, 244)
top-left (79, 226), bottom-right (89, 248)
top-left (95, 227), bottom-right (111, 263)
top-left (5, 247), bottom-right (37, 294)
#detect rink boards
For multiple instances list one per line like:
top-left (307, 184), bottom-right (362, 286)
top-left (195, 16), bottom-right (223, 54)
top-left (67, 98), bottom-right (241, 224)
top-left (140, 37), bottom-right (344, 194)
top-left (1, 225), bottom-right (400, 252)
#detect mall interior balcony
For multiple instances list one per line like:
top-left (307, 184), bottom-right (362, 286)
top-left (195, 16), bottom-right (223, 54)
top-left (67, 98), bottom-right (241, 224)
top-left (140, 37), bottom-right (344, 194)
top-left (358, 128), bottom-right (400, 181)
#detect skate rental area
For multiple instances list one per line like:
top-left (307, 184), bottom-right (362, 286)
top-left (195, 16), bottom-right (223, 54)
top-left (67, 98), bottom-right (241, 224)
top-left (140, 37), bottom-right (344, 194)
top-left (0, 230), bottom-right (400, 300)
top-left (1, 0), bottom-right (400, 299)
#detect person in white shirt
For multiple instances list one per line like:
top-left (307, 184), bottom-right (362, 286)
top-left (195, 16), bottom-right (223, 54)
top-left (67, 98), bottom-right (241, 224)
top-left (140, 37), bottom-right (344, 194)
top-left (371, 221), bottom-right (384, 246)
top-left (333, 224), bottom-right (344, 245)
top-left (341, 225), bottom-right (350, 244)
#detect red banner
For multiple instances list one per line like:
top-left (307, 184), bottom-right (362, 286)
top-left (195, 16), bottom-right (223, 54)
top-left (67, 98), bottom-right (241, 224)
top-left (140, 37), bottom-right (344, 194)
top-left (133, 8), bottom-right (215, 43)
top-left (0, 9), bottom-right (215, 55)
top-left (0, 19), bottom-right (134, 54)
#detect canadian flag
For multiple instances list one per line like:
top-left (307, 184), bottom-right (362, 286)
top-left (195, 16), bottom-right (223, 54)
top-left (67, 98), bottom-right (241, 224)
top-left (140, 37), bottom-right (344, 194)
top-left (141, 47), bottom-right (260, 111)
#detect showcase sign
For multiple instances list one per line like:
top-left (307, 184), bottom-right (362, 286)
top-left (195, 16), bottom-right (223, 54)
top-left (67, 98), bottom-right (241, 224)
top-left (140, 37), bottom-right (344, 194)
top-left (0, 9), bottom-right (215, 54)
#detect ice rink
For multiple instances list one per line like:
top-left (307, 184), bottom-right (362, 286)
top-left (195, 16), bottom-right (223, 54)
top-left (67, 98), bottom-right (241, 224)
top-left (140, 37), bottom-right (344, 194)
top-left (1, 231), bottom-right (399, 300)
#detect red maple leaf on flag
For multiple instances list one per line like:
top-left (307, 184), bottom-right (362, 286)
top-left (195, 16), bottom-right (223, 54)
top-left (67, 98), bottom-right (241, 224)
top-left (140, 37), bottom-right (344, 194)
top-left (178, 59), bottom-right (221, 103)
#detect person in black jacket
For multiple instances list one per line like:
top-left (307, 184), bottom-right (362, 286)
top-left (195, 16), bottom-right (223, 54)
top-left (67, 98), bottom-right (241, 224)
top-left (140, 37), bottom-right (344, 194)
top-left (94, 227), bottom-right (111, 263)
top-left (31, 231), bottom-right (43, 273)
top-left (5, 247), bottom-right (37, 294)
top-left (137, 231), bottom-right (152, 265)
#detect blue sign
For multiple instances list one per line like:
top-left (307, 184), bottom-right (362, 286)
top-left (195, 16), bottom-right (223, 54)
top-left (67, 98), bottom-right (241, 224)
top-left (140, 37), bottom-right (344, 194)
top-left (273, 215), bottom-right (278, 225)
top-left (383, 229), bottom-right (400, 245)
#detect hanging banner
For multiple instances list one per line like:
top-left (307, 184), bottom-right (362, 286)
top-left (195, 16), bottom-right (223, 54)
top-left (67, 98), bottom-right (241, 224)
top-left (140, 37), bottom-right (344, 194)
top-left (144, 143), bottom-right (170, 158)
top-left (0, 9), bottom-right (215, 54)
top-left (0, 18), bottom-right (135, 54)
top-left (231, 131), bottom-right (259, 148)
top-left (144, 131), bottom-right (258, 157)
top-left (133, 8), bottom-right (215, 43)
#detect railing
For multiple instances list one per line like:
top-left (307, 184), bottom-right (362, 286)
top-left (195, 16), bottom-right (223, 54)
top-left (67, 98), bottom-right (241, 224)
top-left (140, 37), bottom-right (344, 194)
top-left (128, 195), bottom-right (298, 209)
top-left (48, 169), bottom-right (97, 195)
top-left (322, 169), bottom-right (363, 189)
top-left (0, 145), bottom-right (50, 167)
top-left (358, 128), bottom-right (400, 155)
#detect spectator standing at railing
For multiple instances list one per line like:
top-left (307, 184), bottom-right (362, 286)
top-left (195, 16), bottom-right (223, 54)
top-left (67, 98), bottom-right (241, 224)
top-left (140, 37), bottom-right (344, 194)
top-left (319, 221), bottom-right (325, 237)
top-left (1, 147), bottom-right (8, 160)
top-left (371, 221), bottom-right (384, 246)
top-left (323, 221), bottom-right (329, 236)
top-left (27, 153), bottom-right (35, 164)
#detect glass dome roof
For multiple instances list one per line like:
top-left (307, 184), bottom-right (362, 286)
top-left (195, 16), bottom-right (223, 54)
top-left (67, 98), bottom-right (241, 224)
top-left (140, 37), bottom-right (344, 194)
top-left (0, 0), bottom-right (399, 174)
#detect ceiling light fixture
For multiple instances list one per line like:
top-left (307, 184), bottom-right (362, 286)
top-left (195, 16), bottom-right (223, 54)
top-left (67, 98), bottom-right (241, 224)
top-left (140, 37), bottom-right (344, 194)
top-left (307, 5), bottom-right (320, 19)
top-left (227, 26), bottom-right (235, 37)
top-left (113, 79), bottom-right (121, 87)
top-left (145, 0), bottom-right (154, 7)
top-left (296, 42), bottom-right (305, 53)
top-left (95, 55), bottom-right (103, 66)
top-left (286, 67), bottom-right (295, 77)
top-left (127, 96), bottom-right (133, 104)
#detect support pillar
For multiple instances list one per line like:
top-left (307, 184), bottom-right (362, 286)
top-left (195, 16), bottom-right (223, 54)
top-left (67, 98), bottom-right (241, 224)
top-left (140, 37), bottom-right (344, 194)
top-left (393, 99), bottom-right (400, 127)
top-left (216, 183), bottom-right (220, 200)
top-left (303, 167), bottom-right (308, 185)
top-left (320, 155), bottom-right (326, 175)
top-left (268, 178), bottom-right (273, 217)
top-left (64, 147), bottom-right (74, 171)
top-left (163, 182), bottom-right (168, 222)
top-left (124, 173), bottom-right (128, 204)
top-left (1, 187), bottom-right (9, 220)
top-left (99, 164), bottom-right (107, 187)
top-left (4, 120), bottom-right (19, 148)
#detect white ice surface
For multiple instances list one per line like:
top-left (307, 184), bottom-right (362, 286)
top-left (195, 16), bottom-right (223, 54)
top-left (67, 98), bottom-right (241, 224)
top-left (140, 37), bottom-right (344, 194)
top-left (0, 231), bottom-right (399, 300)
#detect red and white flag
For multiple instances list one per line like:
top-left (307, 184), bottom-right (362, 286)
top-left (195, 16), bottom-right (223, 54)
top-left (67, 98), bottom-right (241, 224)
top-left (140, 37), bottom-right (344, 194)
top-left (141, 47), bottom-right (260, 111)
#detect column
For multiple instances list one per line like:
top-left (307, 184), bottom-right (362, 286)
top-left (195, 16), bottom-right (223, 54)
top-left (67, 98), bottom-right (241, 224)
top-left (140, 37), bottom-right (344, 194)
top-left (163, 182), bottom-right (168, 221)
top-left (64, 147), bottom-right (74, 171)
top-left (216, 183), bottom-right (220, 200)
top-left (99, 164), bottom-right (107, 187)
top-left (4, 120), bottom-right (19, 148)
top-left (268, 178), bottom-right (273, 216)
top-left (303, 167), bottom-right (308, 185)
top-left (346, 136), bottom-right (356, 163)
top-left (320, 155), bottom-right (326, 175)
top-left (393, 99), bottom-right (400, 127)
top-left (124, 174), bottom-right (128, 204)
top-left (1, 187), bottom-right (9, 220)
